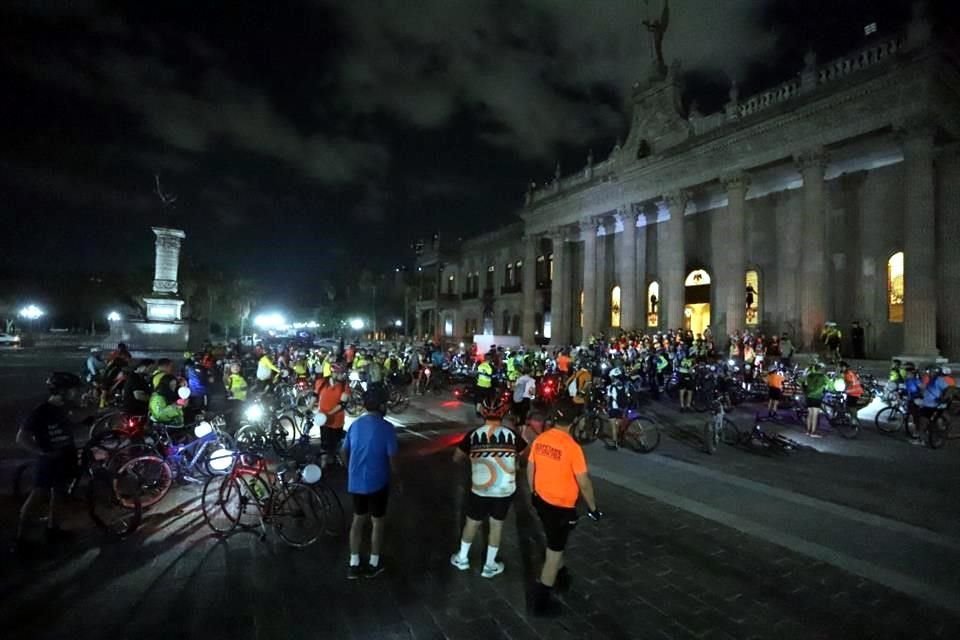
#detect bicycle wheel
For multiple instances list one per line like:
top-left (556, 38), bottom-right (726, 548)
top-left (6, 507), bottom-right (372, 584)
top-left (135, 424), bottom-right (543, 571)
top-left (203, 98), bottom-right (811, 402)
top-left (389, 388), bottom-right (409, 412)
top-left (200, 434), bottom-right (236, 476)
top-left (201, 475), bottom-right (241, 534)
top-left (623, 416), bottom-right (660, 453)
top-left (572, 415), bottom-right (597, 444)
top-left (271, 416), bottom-right (297, 454)
top-left (315, 483), bottom-right (346, 537)
top-left (115, 455), bottom-right (173, 509)
top-left (721, 418), bottom-right (741, 445)
top-left (928, 416), bottom-right (948, 449)
top-left (702, 419), bottom-right (718, 454)
top-left (875, 407), bottom-right (904, 434)
top-left (832, 412), bottom-right (860, 439)
top-left (88, 411), bottom-right (125, 441)
top-left (344, 397), bottom-right (364, 418)
top-left (87, 467), bottom-right (142, 537)
top-left (235, 425), bottom-right (268, 452)
top-left (273, 483), bottom-right (325, 547)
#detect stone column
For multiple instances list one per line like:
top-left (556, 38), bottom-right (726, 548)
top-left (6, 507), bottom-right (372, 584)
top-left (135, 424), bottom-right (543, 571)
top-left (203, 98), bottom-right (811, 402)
top-left (722, 173), bottom-right (750, 334)
top-left (664, 191), bottom-right (690, 330)
top-left (616, 207), bottom-right (638, 330)
top-left (580, 220), bottom-right (598, 342)
top-left (635, 212), bottom-right (648, 329)
top-left (548, 230), bottom-right (570, 345)
top-left (595, 218), bottom-right (608, 332)
top-left (151, 227), bottom-right (186, 294)
top-left (901, 124), bottom-right (939, 356)
top-left (521, 234), bottom-right (539, 345)
top-left (795, 149), bottom-right (828, 349)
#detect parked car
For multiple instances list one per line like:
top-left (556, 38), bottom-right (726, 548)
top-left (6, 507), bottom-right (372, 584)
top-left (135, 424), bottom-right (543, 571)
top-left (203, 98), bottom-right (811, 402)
top-left (0, 333), bottom-right (22, 347)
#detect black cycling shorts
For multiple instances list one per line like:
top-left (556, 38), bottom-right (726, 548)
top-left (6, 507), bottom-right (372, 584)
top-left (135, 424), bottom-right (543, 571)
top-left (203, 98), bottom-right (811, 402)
top-left (678, 375), bottom-right (695, 391)
top-left (352, 485), bottom-right (389, 518)
top-left (465, 492), bottom-right (513, 522)
top-left (768, 388), bottom-right (783, 401)
top-left (533, 493), bottom-right (578, 552)
top-left (34, 451), bottom-right (77, 490)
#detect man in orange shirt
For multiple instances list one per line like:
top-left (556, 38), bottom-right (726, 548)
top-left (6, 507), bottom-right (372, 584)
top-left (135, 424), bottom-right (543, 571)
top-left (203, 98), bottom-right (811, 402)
top-left (318, 365), bottom-right (350, 466)
top-left (555, 350), bottom-right (571, 375)
top-left (526, 401), bottom-right (602, 617)
top-left (766, 364), bottom-right (785, 418)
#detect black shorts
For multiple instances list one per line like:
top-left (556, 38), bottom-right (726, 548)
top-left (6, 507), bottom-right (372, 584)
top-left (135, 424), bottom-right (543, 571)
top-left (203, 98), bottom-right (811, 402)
top-left (533, 494), bottom-right (578, 552)
top-left (768, 388), bottom-right (783, 401)
top-left (352, 485), bottom-right (389, 518)
top-left (466, 492), bottom-right (513, 522)
top-left (806, 398), bottom-right (822, 409)
top-left (678, 376), bottom-right (694, 391)
top-left (321, 426), bottom-right (344, 453)
top-left (34, 451), bottom-right (77, 490)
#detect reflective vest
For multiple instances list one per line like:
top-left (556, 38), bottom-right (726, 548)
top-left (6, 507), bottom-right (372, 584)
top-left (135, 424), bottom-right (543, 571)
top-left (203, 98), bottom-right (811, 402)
top-left (476, 362), bottom-right (493, 388)
top-left (505, 357), bottom-right (518, 381)
top-left (655, 354), bottom-right (669, 373)
top-left (227, 373), bottom-right (248, 400)
top-left (678, 358), bottom-right (693, 375)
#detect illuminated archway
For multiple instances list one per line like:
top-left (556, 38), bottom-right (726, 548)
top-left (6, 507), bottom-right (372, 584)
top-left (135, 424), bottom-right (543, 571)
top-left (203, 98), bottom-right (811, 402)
top-left (684, 269), bottom-right (711, 337)
top-left (888, 251), bottom-right (904, 323)
top-left (647, 281), bottom-right (660, 327)
top-left (746, 270), bottom-right (760, 326)
top-left (579, 290), bottom-right (584, 328)
top-left (611, 286), bottom-right (622, 328)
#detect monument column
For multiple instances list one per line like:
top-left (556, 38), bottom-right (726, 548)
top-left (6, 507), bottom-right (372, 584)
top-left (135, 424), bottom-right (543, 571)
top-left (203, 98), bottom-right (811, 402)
top-left (635, 212), bottom-right (648, 329)
top-left (795, 149), bottom-right (828, 349)
top-left (901, 123), bottom-right (939, 356)
top-left (548, 230), bottom-right (571, 346)
top-left (580, 220), bottom-right (598, 342)
top-left (722, 173), bottom-right (751, 334)
top-left (664, 190), bottom-right (691, 330)
top-left (616, 207), bottom-right (638, 330)
top-left (152, 227), bottom-right (186, 295)
top-left (521, 234), bottom-right (539, 345)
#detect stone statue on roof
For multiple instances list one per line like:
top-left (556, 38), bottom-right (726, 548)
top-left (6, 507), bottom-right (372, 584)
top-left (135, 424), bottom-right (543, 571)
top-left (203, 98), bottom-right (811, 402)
top-left (642, 0), bottom-right (670, 80)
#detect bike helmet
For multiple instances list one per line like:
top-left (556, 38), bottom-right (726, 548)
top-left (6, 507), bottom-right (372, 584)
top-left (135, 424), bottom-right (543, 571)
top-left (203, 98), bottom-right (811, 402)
top-left (480, 396), bottom-right (509, 419)
top-left (46, 371), bottom-right (82, 394)
top-left (609, 367), bottom-right (624, 379)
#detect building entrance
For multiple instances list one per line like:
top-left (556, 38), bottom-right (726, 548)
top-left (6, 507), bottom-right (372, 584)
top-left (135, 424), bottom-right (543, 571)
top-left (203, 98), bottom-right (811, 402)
top-left (684, 269), bottom-right (711, 337)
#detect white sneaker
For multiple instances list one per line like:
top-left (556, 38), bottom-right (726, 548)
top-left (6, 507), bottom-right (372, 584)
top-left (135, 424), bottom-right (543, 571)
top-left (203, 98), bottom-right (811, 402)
top-left (450, 553), bottom-right (470, 571)
top-left (481, 561), bottom-right (505, 578)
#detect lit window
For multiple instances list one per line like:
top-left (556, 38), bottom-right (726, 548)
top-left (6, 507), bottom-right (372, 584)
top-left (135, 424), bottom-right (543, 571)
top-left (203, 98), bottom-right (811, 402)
top-left (647, 281), bottom-right (660, 327)
top-left (444, 316), bottom-right (453, 336)
top-left (548, 253), bottom-right (554, 281)
top-left (684, 269), bottom-right (711, 286)
top-left (611, 285), bottom-right (621, 328)
top-left (888, 251), bottom-right (904, 323)
top-left (745, 270), bottom-right (759, 326)
top-left (579, 290), bottom-right (584, 328)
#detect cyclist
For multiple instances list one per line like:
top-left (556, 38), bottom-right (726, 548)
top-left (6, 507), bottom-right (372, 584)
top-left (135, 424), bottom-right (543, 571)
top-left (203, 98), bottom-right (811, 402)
top-left (14, 373), bottom-right (86, 551)
top-left (565, 360), bottom-right (593, 416)
top-left (840, 361), bottom-right (864, 411)
top-left (475, 357), bottom-right (494, 409)
top-left (802, 362), bottom-right (829, 438)
top-left (450, 401), bottom-right (526, 578)
top-left (121, 359), bottom-right (154, 416)
top-left (677, 352), bottom-right (695, 412)
top-left (526, 401), bottom-right (602, 617)
top-left (318, 364), bottom-right (350, 466)
top-left (913, 366), bottom-right (951, 445)
top-left (226, 363), bottom-right (248, 401)
top-left (604, 368), bottom-right (628, 450)
top-left (766, 363), bottom-right (784, 418)
top-left (149, 374), bottom-right (185, 427)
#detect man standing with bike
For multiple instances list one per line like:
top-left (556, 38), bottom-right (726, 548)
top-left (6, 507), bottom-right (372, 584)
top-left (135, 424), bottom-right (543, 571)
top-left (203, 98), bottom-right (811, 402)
top-left (450, 402), bottom-right (527, 578)
top-left (13, 373), bottom-right (87, 553)
top-left (342, 387), bottom-right (398, 579)
top-left (526, 401), bottom-right (602, 617)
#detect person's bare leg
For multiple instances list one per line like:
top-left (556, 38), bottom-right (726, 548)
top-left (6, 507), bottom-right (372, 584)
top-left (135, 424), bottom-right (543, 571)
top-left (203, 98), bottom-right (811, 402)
top-left (540, 549), bottom-right (564, 587)
top-left (460, 517), bottom-right (481, 545)
top-left (370, 516), bottom-right (385, 556)
top-left (16, 489), bottom-right (42, 539)
top-left (488, 518), bottom-right (503, 549)
top-left (349, 514), bottom-right (368, 555)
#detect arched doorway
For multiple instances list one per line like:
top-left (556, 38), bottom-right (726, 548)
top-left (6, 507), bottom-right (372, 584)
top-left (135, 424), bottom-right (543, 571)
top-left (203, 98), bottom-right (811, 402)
top-left (684, 269), bottom-right (711, 337)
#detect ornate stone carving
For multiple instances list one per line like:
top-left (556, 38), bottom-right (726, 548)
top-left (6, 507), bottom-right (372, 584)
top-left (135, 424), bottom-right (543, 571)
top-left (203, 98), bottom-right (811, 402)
top-left (721, 172), bottom-right (751, 193)
top-left (665, 189), bottom-right (691, 212)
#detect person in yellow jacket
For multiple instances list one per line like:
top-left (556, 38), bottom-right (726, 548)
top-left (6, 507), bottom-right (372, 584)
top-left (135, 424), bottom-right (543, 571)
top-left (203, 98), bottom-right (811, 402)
top-left (226, 363), bottom-right (248, 401)
top-left (476, 359), bottom-right (494, 408)
top-left (149, 374), bottom-right (185, 426)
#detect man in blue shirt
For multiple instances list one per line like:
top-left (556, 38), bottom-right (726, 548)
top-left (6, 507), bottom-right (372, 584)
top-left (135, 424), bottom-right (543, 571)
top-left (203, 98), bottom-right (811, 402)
top-left (342, 387), bottom-right (398, 579)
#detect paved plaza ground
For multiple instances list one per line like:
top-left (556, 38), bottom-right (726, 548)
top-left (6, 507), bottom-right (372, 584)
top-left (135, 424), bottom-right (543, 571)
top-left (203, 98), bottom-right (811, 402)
top-left (2, 348), bottom-right (960, 638)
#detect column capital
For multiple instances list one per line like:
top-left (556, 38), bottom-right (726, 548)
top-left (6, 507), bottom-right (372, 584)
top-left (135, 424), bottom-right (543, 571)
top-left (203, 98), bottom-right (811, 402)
top-left (894, 116), bottom-right (937, 150)
top-left (721, 171), bottom-right (751, 193)
top-left (794, 147), bottom-right (829, 173)
top-left (664, 189), bottom-right (691, 212)
top-left (613, 208), bottom-right (636, 230)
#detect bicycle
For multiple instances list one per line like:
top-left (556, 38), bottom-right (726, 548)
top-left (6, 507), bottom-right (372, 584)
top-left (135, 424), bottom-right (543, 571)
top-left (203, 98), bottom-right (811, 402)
top-left (915, 403), bottom-right (952, 449)
top-left (741, 418), bottom-right (806, 455)
top-left (702, 396), bottom-right (740, 454)
top-left (112, 417), bottom-right (236, 510)
top-left (200, 452), bottom-right (345, 547)
top-left (601, 407), bottom-right (661, 453)
top-left (874, 393), bottom-right (913, 436)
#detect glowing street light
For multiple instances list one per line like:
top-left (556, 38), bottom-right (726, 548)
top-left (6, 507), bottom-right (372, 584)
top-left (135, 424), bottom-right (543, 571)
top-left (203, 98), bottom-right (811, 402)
top-left (349, 318), bottom-right (365, 331)
top-left (107, 311), bottom-right (122, 322)
top-left (393, 319), bottom-right (403, 327)
top-left (18, 304), bottom-right (44, 321)
top-left (253, 312), bottom-right (287, 331)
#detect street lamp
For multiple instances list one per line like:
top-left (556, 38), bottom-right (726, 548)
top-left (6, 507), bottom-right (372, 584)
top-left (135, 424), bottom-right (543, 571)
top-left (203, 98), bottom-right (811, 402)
top-left (253, 312), bottom-right (286, 331)
top-left (393, 319), bottom-right (403, 328)
top-left (19, 304), bottom-right (44, 321)
top-left (349, 318), bottom-right (365, 331)
top-left (107, 311), bottom-right (122, 322)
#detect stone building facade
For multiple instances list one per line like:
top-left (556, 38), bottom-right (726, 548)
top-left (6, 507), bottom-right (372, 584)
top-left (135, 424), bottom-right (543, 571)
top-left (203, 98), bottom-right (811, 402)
top-left (416, 11), bottom-right (960, 359)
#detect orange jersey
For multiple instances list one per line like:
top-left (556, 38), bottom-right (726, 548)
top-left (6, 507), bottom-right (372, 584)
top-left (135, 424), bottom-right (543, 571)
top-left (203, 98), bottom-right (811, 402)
top-left (530, 428), bottom-right (587, 508)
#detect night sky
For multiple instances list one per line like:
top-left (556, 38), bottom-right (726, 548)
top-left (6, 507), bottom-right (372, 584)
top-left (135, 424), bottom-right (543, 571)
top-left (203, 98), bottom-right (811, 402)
top-left (1, 1), bottom-right (943, 300)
